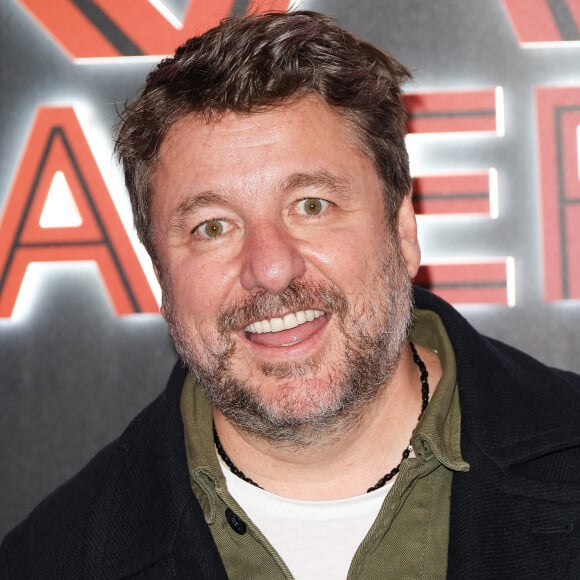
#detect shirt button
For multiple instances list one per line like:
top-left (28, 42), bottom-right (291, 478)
top-left (226, 508), bottom-right (247, 535)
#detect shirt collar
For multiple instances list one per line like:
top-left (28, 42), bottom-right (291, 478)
top-left (180, 306), bottom-right (469, 519)
top-left (410, 308), bottom-right (469, 472)
top-left (180, 374), bottom-right (225, 523)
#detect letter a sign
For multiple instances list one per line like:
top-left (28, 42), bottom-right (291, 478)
top-left (0, 107), bottom-right (158, 318)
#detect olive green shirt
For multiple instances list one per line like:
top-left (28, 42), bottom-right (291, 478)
top-left (180, 308), bottom-right (469, 579)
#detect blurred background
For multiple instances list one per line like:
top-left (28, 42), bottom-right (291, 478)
top-left (1, 0), bottom-right (579, 538)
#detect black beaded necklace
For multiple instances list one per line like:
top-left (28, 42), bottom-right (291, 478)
top-left (213, 341), bottom-right (430, 494)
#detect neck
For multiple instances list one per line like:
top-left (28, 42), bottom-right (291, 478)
top-left (213, 342), bottom-right (441, 500)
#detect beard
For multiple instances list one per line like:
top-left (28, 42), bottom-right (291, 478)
top-left (162, 237), bottom-right (413, 448)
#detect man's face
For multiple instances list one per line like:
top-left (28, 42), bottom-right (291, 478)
top-left (151, 97), bottom-right (420, 445)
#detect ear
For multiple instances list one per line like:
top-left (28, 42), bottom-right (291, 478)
top-left (397, 193), bottom-right (421, 279)
top-left (153, 262), bottom-right (167, 320)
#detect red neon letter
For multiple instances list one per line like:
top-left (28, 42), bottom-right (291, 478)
top-left (537, 86), bottom-right (580, 301)
top-left (407, 90), bottom-right (499, 219)
top-left (412, 173), bottom-right (494, 216)
top-left (501, 0), bottom-right (580, 45)
top-left (414, 261), bottom-right (512, 306)
top-left (405, 89), bottom-right (511, 305)
top-left (405, 89), bottom-right (499, 135)
top-left (0, 107), bottom-right (158, 318)
top-left (17, 0), bottom-right (292, 59)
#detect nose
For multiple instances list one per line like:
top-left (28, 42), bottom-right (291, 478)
top-left (239, 222), bottom-right (306, 294)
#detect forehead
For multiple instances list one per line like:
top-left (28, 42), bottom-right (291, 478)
top-left (159, 96), bottom-right (365, 164)
top-left (151, 96), bottom-right (379, 211)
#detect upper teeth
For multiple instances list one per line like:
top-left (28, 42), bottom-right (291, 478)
top-left (245, 310), bottom-right (325, 334)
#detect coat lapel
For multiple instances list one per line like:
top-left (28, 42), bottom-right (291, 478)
top-left (412, 288), bottom-right (580, 579)
top-left (85, 362), bottom-right (227, 579)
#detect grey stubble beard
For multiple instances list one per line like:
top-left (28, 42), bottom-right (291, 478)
top-left (162, 241), bottom-right (413, 449)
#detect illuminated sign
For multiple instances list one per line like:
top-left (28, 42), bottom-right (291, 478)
top-left (537, 87), bottom-right (580, 300)
top-left (0, 87), bottom-right (510, 315)
top-left (1, 2), bottom-right (579, 319)
top-left (415, 259), bottom-right (515, 307)
top-left (406, 88), bottom-right (512, 305)
top-left (405, 89), bottom-right (504, 135)
top-left (0, 107), bottom-right (157, 318)
top-left (16, 0), bottom-right (292, 61)
top-left (412, 171), bottom-right (498, 217)
top-left (502, 0), bottom-right (580, 47)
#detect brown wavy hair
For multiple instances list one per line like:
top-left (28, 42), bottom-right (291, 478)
top-left (115, 10), bottom-right (412, 262)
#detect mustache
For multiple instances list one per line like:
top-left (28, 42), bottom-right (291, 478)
top-left (217, 280), bottom-right (348, 334)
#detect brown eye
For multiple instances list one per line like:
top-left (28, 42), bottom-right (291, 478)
top-left (300, 198), bottom-right (327, 215)
top-left (199, 220), bottom-right (225, 238)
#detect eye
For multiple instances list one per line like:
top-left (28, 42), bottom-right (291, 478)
top-left (297, 198), bottom-right (329, 216)
top-left (193, 219), bottom-right (229, 239)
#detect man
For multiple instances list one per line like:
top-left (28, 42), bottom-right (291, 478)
top-left (1, 10), bottom-right (580, 580)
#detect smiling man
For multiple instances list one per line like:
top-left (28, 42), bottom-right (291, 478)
top-left (155, 97), bottom-right (421, 457)
top-left (2, 10), bottom-right (580, 580)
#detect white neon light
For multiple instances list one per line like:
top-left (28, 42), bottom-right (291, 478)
top-left (505, 256), bottom-right (516, 307)
top-left (406, 130), bottom-right (495, 142)
top-left (73, 103), bottom-right (133, 227)
top-left (10, 262), bottom-right (97, 321)
top-left (73, 102), bottom-right (162, 307)
top-left (489, 168), bottom-right (499, 219)
top-left (9, 260), bottom-right (162, 321)
top-left (521, 41), bottom-right (580, 49)
top-left (495, 86), bottom-right (505, 138)
top-left (577, 124), bottom-right (580, 180)
top-left (40, 171), bottom-right (83, 228)
top-left (147, 0), bottom-right (183, 29)
top-left (406, 127), bottom-right (499, 141)
top-left (75, 55), bottom-right (165, 65)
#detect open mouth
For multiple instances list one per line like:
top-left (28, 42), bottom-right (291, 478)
top-left (243, 309), bottom-right (328, 349)
top-left (244, 309), bottom-right (325, 334)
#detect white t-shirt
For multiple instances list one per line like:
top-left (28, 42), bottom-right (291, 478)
top-left (220, 457), bottom-right (394, 580)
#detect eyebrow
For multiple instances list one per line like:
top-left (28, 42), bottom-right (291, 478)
top-left (280, 170), bottom-right (353, 200)
top-left (167, 191), bottom-right (226, 234)
top-left (165, 170), bottom-right (353, 234)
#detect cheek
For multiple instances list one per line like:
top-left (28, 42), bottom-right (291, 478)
top-left (305, 226), bottom-right (389, 283)
top-left (168, 256), bottom-right (238, 317)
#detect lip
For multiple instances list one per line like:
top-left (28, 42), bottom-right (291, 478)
top-left (243, 308), bottom-right (325, 334)
top-left (238, 312), bottom-right (330, 360)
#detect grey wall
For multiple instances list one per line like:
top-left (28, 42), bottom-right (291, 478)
top-left (1, 0), bottom-right (579, 539)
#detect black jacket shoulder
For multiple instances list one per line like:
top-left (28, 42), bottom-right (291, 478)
top-left (3, 288), bottom-right (580, 579)
top-left (0, 362), bottom-right (227, 580)
top-left (413, 288), bottom-right (580, 580)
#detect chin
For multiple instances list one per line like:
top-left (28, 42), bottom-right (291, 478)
top-left (258, 374), bottom-right (343, 415)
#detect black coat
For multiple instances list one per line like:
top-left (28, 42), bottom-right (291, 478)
top-left (2, 287), bottom-right (580, 579)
